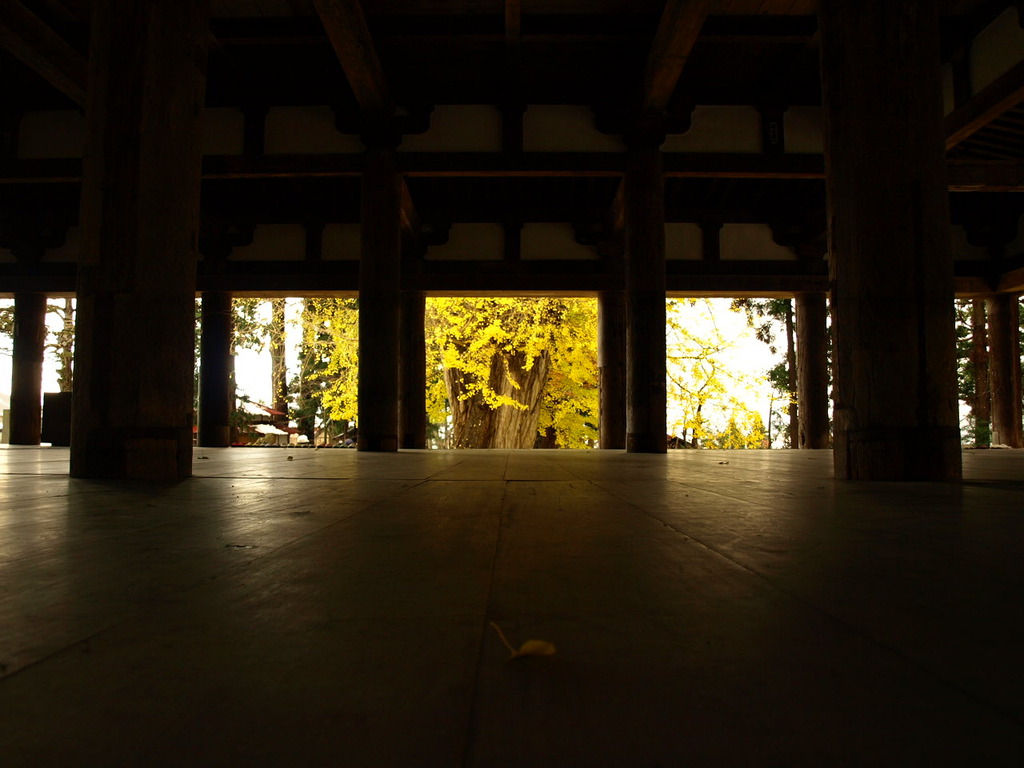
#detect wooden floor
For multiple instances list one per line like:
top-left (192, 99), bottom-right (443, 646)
top-left (1, 446), bottom-right (1022, 767)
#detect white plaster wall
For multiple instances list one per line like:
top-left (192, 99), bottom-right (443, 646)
top-left (401, 105), bottom-right (502, 152)
top-left (942, 63), bottom-right (956, 115)
top-left (265, 106), bottom-right (362, 154)
top-left (521, 223), bottom-right (595, 260)
top-left (322, 224), bottom-right (361, 260)
top-left (41, 227), bottom-right (79, 263)
top-left (784, 107), bottom-right (824, 154)
top-left (17, 111), bottom-right (85, 159)
top-left (1004, 213), bottom-right (1024, 258)
top-left (229, 224), bottom-right (305, 261)
top-left (950, 225), bottom-right (992, 261)
top-left (202, 107), bottom-right (245, 155)
top-left (523, 106), bottom-right (625, 152)
top-left (720, 223), bottom-right (795, 261)
top-left (665, 223), bottom-right (703, 260)
top-left (426, 223), bottom-right (503, 260)
top-left (662, 106), bottom-right (761, 154)
top-left (970, 7), bottom-right (1024, 93)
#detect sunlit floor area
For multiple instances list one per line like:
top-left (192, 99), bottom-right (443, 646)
top-left (1, 446), bottom-right (1022, 766)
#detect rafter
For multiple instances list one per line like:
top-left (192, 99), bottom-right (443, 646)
top-left (398, 175), bottom-right (420, 241)
top-left (0, 0), bottom-right (87, 106)
top-left (312, 0), bottom-right (394, 116)
top-left (504, 0), bottom-right (523, 98)
top-left (641, 0), bottom-right (714, 114)
top-left (946, 58), bottom-right (1024, 150)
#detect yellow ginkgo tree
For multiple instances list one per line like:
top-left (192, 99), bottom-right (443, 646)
top-left (426, 297), bottom-right (599, 448)
top-left (666, 299), bottom-right (768, 449)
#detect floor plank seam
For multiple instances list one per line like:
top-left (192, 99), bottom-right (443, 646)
top-left (459, 478), bottom-right (509, 768)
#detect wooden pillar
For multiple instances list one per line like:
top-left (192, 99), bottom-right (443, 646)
top-left (8, 292), bottom-right (47, 445)
top-left (624, 145), bottom-right (667, 453)
top-left (358, 144), bottom-right (402, 452)
top-left (795, 292), bottom-right (830, 449)
top-left (198, 291), bottom-right (233, 447)
top-left (987, 293), bottom-right (1022, 448)
top-left (819, 0), bottom-right (961, 480)
top-left (970, 299), bottom-right (991, 447)
top-left (399, 290), bottom-right (427, 449)
top-left (70, 0), bottom-right (209, 479)
top-left (598, 290), bottom-right (627, 449)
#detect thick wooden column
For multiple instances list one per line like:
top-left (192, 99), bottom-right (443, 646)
top-left (795, 292), bottom-right (830, 449)
top-left (198, 291), bottom-right (233, 447)
top-left (970, 299), bottom-right (992, 447)
top-left (598, 290), bottom-right (627, 449)
top-left (399, 290), bottom-right (427, 449)
top-left (987, 293), bottom-right (1022, 448)
top-left (819, 0), bottom-right (961, 480)
top-left (8, 292), bottom-right (46, 445)
top-left (70, 0), bottom-right (209, 479)
top-left (624, 146), bottom-right (667, 453)
top-left (358, 145), bottom-right (402, 452)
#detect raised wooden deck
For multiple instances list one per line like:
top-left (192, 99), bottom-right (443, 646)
top-left (1, 446), bottom-right (1022, 766)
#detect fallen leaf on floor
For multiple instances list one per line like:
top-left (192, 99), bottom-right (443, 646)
top-left (490, 621), bottom-right (557, 660)
top-left (198, 456), bottom-right (209, 459)
top-left (287, 456), bottom-right (294, 461)
top-left (718, 461), bottom-right (729, 465)
top-left (512, 639), bottom-right (557, 658)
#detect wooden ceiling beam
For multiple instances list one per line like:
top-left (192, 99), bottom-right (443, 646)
top-left (4, 154), bottom-right (1024, 193)
top-left (997, 264), bottom-right (1024, 293)
top-left (641, 0), bottom-right (714, 114)
top-left (946, 58), bottom-right (1024, 150)
top-left (312, 0), bottom-right (394, 116)
top-left (504, 0), bottom-right (522, 99)
top-left (0, 0), bottom-right (87, 107)
top-left (398, 175), bottom-right (420, 240)
top-left (948, 158), bottom-right (1024, 190)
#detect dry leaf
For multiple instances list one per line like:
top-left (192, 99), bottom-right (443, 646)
top-left (489, 621), bottom-right (557, 660)
top-left (511, 639), bottom-right (557, 658)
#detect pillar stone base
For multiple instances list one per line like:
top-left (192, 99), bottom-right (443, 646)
top-left (835, 426), bottom-right (962, 481)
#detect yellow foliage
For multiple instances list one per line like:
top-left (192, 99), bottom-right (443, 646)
top-left (666, 299), bottom-right (769, 449)
top-left (302, 298), bottom-right (359, 423)
top-left (426, 297), bottom-right (599, 447)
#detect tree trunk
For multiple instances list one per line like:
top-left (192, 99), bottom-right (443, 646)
top-left (534, 426), bottom-right (559, 449)
top-left (270, 298), bottom-right (288, 428)
top-left (987, 293), bottom-right (1022, 447)
top-left (446, 349), bottom-right (550, 448)
top-left (296, 298), bottom-right (317, 441)
top-left (971, 299), bottom-right (991, 447)
top-left (56, 298), bottom-right (75, 392)
top-left (784, 299), bottom-right (799, 448)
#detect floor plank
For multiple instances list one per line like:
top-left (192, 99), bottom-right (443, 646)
top-left (1, 447), bottom-right (1022, 766)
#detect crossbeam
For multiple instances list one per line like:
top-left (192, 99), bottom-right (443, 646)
top-left (641, 0), bottom-right (714, 114)
top-left (946, 58), bottom-right (1024, 150)
top-left (313, 0), bottom-right (394, 117)
top-left (4, 153), bottom-right (1024, 194)
top-left (0, 0), bottom-right (87, 106)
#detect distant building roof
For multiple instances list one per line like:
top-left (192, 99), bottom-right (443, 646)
top-left (239, 401), bottom-right (286, 417)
